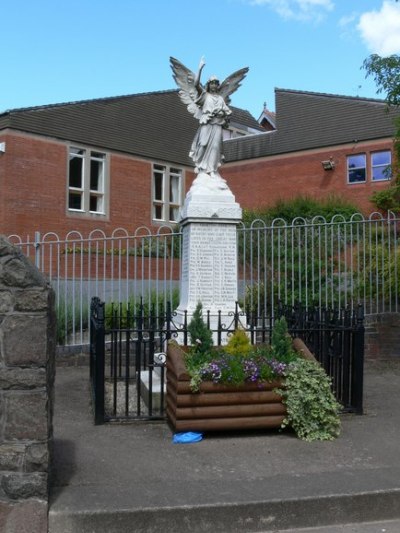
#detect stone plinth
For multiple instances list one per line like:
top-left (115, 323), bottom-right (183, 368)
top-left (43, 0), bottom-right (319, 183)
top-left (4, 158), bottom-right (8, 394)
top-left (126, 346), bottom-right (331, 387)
top-left (174, 172), bottom-right (243, 341)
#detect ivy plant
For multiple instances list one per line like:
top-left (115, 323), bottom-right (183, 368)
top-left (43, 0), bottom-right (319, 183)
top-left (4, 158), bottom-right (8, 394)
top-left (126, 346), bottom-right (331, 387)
top-left (277, 359), bottom-right (341, 442)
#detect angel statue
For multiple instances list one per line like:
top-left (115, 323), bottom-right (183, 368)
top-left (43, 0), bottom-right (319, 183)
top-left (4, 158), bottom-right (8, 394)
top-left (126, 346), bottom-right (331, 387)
top-left (170, 56), bottom-right (248, 182)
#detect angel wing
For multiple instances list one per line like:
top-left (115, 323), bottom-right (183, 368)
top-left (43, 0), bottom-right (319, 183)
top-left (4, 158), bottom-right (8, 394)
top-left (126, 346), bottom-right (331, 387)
top-left (170, 57), bottom-right (203, 120)
top-left (219, 67), bottom-right (249, 105)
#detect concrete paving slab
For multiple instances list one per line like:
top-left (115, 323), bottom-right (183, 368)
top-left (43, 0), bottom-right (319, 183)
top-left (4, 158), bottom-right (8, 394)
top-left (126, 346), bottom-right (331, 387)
top-left (49, 359), bottom-right (400, 533)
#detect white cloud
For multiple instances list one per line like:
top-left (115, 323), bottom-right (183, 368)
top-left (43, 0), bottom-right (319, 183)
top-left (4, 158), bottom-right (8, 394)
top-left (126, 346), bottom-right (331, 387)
top-left (338, 12), bottom-right (357, 29)
top-left (250, 0), bottom-right (334, 22)
top-left (358, 1), bottom-right (400, 55)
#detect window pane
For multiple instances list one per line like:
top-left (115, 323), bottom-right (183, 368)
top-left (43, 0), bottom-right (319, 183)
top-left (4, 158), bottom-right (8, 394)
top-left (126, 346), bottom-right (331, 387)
top-left (372, 151), bottom-right (390, 166)
top-left (154, 172), bottom-right (164, 201)
top-left (348, 168), bottom-right (366, 183)
top-left (90, 158), bottom-right (104, 191)
top-left (70, 148), bottom-right (85, 156)
top-left (154, 204), bottom-right (163, 220)
top-left (348, 154), bottom-right (366, 169)
top-left (90, 194), bottom-right (103, 213)
top-left (169, 206), bottom-right (179, 222)
top-left (69, 155), bottom-right (83, 188)
top-left (372, 167), bottom-right (390, 181)
top-left (69, 192), bottom-right (82, 210)
top-left (170, 175), bottom-right (180, 203)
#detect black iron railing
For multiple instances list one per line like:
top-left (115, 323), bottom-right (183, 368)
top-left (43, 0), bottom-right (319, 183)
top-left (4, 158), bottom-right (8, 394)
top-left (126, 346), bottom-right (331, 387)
top-left (277, 303), bottom-right (365, 414)
top-left (90, 297), bottom-right (105, 425)
top-left (90, 298), bottom-right (365, 424)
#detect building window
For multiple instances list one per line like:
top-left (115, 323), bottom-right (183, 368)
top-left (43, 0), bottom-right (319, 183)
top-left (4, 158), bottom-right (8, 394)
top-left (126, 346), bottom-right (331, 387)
top-left (371, 150), bottom-right (391, 181)
top-left (152, 164), bottom-right (183, 223)
top-left (68, 147), bottom-right (107, 214)
top-left (347, 154), bottom-right (366, 184)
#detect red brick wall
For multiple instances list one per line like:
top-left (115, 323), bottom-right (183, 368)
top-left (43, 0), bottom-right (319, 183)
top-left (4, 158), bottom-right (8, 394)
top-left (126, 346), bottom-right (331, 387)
top-left (0, 133), bottom-right (67, 238)
top-left (224, 139), bottom-right (394, 214)
top-left (364, 313), bottom-right (400, 359)
top-left (0, 133), bottom-right (164, 239)
top-left (0, 132), bottom-right (394, 240)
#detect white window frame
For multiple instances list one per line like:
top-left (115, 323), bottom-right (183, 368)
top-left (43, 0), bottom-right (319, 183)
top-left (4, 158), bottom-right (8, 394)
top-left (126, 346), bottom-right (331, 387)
top-left (152, 163), bottom-right (183, 224)
top-left (371, 150), bottom-right (392, 182)
top-left (347, 154), bottom-right (366, 184)
top-left (68, 146), bottom-right (108, 216)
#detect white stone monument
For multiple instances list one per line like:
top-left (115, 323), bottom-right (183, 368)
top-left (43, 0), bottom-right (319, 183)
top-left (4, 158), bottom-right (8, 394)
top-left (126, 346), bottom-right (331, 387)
top-left (170, 56), bottom-right (248, 342)
top-left (173, 173), bottom-right (243, 341)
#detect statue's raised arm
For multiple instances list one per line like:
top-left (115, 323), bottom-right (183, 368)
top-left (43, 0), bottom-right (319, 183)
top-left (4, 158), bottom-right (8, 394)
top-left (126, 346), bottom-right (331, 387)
top-left (170, 57), bottom-right (249, 179)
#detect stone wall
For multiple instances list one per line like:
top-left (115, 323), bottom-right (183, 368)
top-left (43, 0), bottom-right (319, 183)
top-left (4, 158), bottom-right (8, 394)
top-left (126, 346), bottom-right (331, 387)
top-left (0, 236), bottom-right (55, 533)
top-left (364, 312), bottom-right (400, 359)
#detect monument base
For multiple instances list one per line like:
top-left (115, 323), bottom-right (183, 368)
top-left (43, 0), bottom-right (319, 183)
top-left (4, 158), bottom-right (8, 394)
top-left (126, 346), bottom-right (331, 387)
top-left (174, 171), bottom-right (244, 345)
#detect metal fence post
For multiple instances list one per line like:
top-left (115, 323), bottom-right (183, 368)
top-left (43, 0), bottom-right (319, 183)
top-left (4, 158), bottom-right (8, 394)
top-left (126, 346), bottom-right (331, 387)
top-left (90, 297), bottom-right (105, 425)
top-left (34, 231), bottom-right (41, 269)
top-left (352, 304), bottom-right (365, 414)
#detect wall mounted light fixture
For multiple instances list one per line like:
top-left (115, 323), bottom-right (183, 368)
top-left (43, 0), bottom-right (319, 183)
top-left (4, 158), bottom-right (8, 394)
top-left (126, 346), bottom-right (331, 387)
top-left (0, 142), bottom-right (5, 153)
top-left (321, 158), bottom-right (335, 171)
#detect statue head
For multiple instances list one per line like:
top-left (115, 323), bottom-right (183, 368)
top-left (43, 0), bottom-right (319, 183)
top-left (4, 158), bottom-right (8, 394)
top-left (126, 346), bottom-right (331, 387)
top-left (206, 75), bottom-right (220, 92)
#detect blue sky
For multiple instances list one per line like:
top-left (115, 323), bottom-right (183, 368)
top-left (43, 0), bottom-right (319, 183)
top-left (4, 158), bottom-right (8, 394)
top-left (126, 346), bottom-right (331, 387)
top-left (1, 0), bottom-right (400, 118)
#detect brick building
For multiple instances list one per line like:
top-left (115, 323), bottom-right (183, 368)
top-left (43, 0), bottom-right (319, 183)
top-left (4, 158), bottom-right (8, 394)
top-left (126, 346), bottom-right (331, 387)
top-left (0, 90), bottom-right (261, 239)
top-left (224, 89), bottom-right (400, 213)
top-left (0, 88), bottom-right (399, 239)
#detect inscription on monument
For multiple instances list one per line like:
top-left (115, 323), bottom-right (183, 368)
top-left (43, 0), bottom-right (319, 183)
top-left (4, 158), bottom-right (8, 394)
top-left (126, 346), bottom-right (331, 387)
top-left (181, 223), bottom-right (238, 309)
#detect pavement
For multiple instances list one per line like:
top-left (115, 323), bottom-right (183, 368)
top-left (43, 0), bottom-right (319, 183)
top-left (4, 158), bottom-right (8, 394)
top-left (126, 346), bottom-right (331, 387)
top-left (49, 358), bottom-right (400, 533)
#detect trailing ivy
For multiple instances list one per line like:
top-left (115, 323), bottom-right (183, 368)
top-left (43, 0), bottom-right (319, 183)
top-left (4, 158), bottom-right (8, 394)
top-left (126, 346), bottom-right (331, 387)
top-left (277, 359), bottom-right (341, 442)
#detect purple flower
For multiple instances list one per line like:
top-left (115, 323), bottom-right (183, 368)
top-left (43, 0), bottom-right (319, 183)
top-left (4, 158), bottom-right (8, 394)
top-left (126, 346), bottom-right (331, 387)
top-left (267, 359), bottom-right (287, 376)
top-left (243, 359), bottom-right (260, 382)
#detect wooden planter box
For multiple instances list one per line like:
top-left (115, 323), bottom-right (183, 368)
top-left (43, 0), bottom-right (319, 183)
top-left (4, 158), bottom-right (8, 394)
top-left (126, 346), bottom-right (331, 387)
top-left (166, 343), bottom-right (287, 432)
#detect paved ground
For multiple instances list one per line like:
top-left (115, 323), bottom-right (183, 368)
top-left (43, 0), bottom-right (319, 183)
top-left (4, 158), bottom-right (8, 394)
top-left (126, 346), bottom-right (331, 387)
top-left (274, 520), bottom-right (400, 532)
top-left (49, 358), bottom-right (400, 533)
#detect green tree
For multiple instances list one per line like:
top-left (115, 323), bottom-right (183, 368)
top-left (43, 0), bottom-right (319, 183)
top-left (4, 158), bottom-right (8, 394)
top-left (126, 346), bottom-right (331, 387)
top-left (363, 54), bottom-right (400, 211)
top-left (363, 54), bottom-right (400, 106)
top-left (187, 302), bottom-right (213, 358)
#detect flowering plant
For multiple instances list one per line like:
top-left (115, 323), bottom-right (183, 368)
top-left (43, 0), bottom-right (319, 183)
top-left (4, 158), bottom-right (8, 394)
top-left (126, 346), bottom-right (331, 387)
top-left (186, 317), bottom-right (299, 392)
top-left (198, 351), bottom-right (287, 385)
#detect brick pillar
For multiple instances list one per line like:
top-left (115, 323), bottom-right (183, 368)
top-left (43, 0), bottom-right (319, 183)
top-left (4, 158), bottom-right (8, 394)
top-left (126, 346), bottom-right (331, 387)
top-left (364, 312), bottom-right (400, 359)
top-left (0, 236), bottom-right (56, 533)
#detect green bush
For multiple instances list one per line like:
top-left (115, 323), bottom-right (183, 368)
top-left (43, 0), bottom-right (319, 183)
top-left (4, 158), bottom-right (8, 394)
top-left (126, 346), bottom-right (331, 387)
top-left (187, 302), bottom-right (214, 359)
top-left (105, 288), bottom-right (180, 329)
top-left (240, 196), bottom-right (360, 313)
top-left (357, 240), bottom-right (400, 301)
top-left (56, 297), bottom-right (89, 345)
top-left (271, 317), bottom-right (297, 363)
top-left (225, 328), bottom-right (252, 356)
top-left (242, 194), bottom-right (359, 226)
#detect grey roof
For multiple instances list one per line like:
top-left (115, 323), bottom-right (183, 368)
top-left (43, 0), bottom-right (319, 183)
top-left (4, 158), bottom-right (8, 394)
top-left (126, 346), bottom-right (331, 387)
top-left (225, 89), bottom-right (400, 162)
top-left (0, 90), bottom-right (261, 167)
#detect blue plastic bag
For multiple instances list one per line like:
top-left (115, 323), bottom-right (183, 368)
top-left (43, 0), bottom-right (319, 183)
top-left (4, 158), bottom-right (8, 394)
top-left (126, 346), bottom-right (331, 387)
top-left (172, 432), bottom-right (203, 444)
